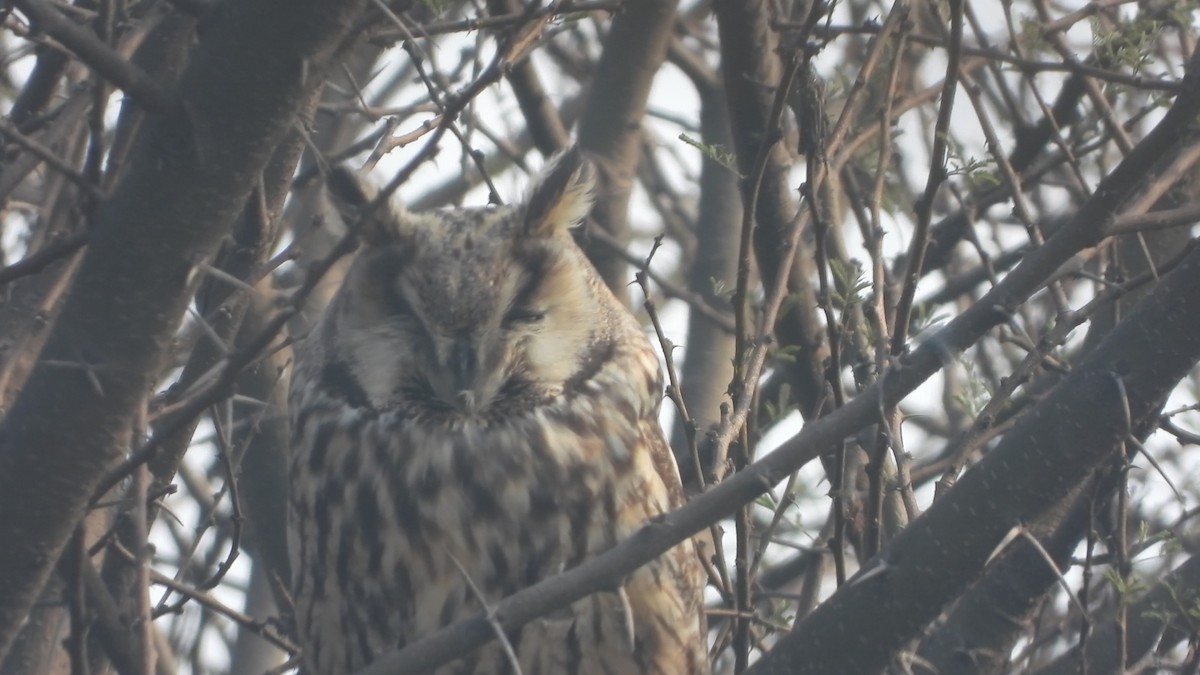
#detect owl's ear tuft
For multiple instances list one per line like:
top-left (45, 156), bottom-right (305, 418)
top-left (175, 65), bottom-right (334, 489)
top-left (327, 167), bottom-right (415, 247)
top-left (524, 146), bottom-right (596, 237)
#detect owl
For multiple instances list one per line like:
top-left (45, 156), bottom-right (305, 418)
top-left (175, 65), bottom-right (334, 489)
top-left (287, 148), bottom-right (709, 675)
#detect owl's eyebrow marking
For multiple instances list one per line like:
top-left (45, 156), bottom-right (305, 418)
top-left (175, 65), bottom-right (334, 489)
top-left (508, 274), bottom-right (542, 317)
top-left (507, 251), bottom-right (550, 316)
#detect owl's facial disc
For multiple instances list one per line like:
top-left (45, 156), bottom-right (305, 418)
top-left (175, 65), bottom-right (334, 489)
top-left (337, 169), bottom-right (597, 415)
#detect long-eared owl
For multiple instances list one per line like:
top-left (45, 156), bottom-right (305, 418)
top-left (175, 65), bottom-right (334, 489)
top-left (288, 148), bottom-right (708, 674)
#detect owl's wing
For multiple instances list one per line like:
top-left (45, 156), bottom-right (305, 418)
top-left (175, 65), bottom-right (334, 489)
top-left (644, 418), bottom-right (692, 511)
top-left (613, 420), bottom-right (710, 674)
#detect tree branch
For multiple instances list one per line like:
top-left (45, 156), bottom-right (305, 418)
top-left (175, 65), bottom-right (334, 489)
top-left (575, 0), bottom-right (679, 291)
top-left (10, 0), bottom-right (173, 113)
top-left (0, 0), bottom-right (372, 662)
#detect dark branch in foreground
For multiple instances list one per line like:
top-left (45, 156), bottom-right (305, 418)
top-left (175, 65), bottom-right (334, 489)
top-left (11, 0), bottom-right (174, 112)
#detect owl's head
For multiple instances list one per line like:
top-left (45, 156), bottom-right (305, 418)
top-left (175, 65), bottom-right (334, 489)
top-left (321, 148), bottom-right (611, 416)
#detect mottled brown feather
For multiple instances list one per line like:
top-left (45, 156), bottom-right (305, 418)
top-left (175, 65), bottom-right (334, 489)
top-left (289, 150), bottom-right (708, 675)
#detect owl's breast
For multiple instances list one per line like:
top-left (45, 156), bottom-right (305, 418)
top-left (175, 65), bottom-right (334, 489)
top-left (287, 332), bottom-right (682, 673)
top-left (382, 396), bottom-right (640, 573)
top-left (289, 380), bottom-right (652, 648)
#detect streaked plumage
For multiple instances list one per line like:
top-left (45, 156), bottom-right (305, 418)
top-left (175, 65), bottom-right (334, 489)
top-left (288, 148), bottom-right (708, 674)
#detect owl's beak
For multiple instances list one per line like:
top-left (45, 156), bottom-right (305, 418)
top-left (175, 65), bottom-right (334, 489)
top-left (432, 333), bottom-right (499, 414)
top-left (452, 335), bottom-right (475, 397)
top-left (440, 333), bottom-right (485, 414)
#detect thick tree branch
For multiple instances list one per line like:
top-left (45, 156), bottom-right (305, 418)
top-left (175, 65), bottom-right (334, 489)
top-left (748, 215), bottom-right (1200, 675)
top-left (0, 0), bottom-right (371, 662)
top-left (746, 55), bottom-right (1200, 669)
top-left (575, 0), bottom-right (679, 291)
top-left (714, 0), bottom-right (829, 419)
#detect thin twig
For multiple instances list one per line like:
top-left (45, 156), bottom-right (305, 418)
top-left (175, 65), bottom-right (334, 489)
top-left (444, 550), bottom-right (524, 675)
top-left (11, 0), bottom-right (173, 112)
top-left (378, 1), bottom-right (621, 40)
top-left (777, 22), bottom-right (1183, 93)
top-left (633, 238), bottom-right (733, 600)
top-left (589, 227), bottom-right (735, 333)
top-left (149, 570), bottom-right (300, 655)
top-left (0, 117), bottom-right (105, 199)
top-left (0, 232), bottom-right (90, 286)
